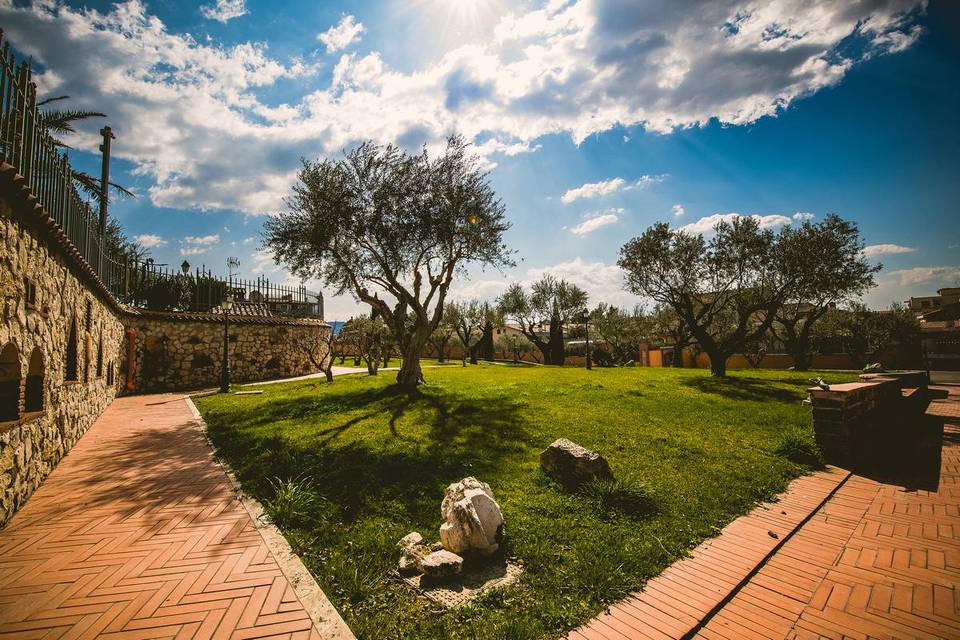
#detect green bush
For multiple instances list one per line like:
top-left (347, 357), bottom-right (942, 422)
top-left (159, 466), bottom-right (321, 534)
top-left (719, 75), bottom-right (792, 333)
top-left (581, 478), bottom-right (656, 519)
top-left (265, 475), bottom-right (322, 528)
top-left (775, 428), bottom-right (824, 467)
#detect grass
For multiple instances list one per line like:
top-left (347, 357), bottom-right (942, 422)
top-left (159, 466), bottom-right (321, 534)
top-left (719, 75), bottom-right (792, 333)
top-left (195, 364), bottom-right (855, 639)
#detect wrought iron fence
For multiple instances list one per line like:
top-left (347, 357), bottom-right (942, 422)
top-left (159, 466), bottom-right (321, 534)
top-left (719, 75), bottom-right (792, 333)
top-left (0, 32), bottom-right (322, 319)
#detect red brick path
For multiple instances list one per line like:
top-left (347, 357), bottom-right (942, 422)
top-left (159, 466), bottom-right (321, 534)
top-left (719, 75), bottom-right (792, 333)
top-left (0, 394), bottom-right (329, 639)
top-left (572, 386), bottom-right (960, 640)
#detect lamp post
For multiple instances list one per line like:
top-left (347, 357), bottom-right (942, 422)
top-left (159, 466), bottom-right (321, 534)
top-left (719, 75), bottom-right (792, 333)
top-left (582, 309), bottom-right (592, 371)
top-left (220, 294), bottom-right (234, 393)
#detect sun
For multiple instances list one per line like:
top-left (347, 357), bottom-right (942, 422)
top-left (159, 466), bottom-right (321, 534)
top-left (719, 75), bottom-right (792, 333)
top-left (417, 0), bottom-right (504, 32)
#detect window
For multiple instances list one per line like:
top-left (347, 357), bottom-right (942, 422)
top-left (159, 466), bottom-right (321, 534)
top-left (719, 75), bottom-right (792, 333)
top-left (23, 278), bottom-right (37, 308)
top-left (24, 348), bottom-right (43, 413)
top-left (65, 318), bottom-right (79, 381)
top-left (85, 300), bottom-right (93, 332)
top-left (0, 343), bottom-right (21, 422)
top-left (106, 362), bottom-right (114, 387)
top-left (96, 333), bottom-right (103, 378)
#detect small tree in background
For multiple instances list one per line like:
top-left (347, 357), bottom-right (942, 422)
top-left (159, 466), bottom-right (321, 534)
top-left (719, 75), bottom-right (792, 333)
top-left (496, 332), bottom-right (533, 363)
top-left (498, 276), bottom-right (588, 365)
top-left (428, 313), bottom-right (457, 362)
top-left (619, 217), bottom-right (799, 376)
top-left (590, 303), bottom-right (651, 364)
top-left (341, 315), bottom-right (390, 375)
top-left (446, 299), bottom-right (484, 365)
top-left (264, 136), bottom-right (513, 388)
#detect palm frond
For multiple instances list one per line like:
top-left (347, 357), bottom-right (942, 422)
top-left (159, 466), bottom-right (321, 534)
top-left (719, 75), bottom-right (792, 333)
top-left (39, 109), bottom-right (107, 134)
top-left (70, 170), bottom-right (136, 204)
top-left (36, 95), bottom-right (70, 107)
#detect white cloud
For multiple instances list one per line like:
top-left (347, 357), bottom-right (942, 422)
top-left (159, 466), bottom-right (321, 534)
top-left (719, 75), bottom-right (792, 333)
top-left (183, 234), bottom-right (220, 246)
top-left (679, 212), bottom-right (793, 236)
top-left (570, 209), bottom-right (622, 236)
top-left (863, 243), bottom-right (916, 258)
top-left (561, 178), bottom-right (626, 204)
top-left (318, 15), bottom-right (365, 53)
top-left (0, 0), bottom-right (925, 215)
top-left (178, 234), bottom-right (220, 256)
top-left (560, 175), bottom-right (664, 204)
top-left (671, 204), bottom-right (685, 217)
top-left (200, 0), bottom-right (248, 23)
top-left (885, 266), bottom-right (960, 287)
top-left (792, 212), bottom-right (815, 222)
top-left (134, 233), bottom-right (166, 248)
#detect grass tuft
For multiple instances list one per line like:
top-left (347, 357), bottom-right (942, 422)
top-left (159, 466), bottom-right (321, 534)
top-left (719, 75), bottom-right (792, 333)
top-left (264, 475), bottom-right (322, 528)
top-left (774, 427), bottom-right (824, 468)
top-left (580, 478), bottom-right (657, 519)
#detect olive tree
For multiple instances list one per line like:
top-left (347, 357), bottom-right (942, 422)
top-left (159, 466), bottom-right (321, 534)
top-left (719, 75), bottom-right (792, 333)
top-left (498, 276), bottom-right (588, 365)
top-left (771, 215), bottom-right (879, 370)
top-left (619, 217), bottom-right (799, 376)
top-left (264, 136), bottom-right (512, 388)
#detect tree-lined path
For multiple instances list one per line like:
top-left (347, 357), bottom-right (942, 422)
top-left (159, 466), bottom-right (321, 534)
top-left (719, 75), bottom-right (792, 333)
top-left (0, 394), bottom-right (351, 640)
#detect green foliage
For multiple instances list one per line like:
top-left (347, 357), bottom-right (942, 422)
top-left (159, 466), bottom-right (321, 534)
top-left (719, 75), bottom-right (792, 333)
top-left (263, 136), bottom-right (513, 387)
top-left (774, 428), bottom-right (824, 468)
top-left (580, 478), bottom-right (656, 519)
top-left (265, 475), bottom-right (322, 528)
top-left (196, 365), bottom-right (856, 639)
top-left (499, 276), bottom-right (588, 365)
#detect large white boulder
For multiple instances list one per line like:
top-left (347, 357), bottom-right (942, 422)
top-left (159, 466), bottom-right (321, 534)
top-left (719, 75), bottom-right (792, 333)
top-left (438, 477), bottom-right (504, 556)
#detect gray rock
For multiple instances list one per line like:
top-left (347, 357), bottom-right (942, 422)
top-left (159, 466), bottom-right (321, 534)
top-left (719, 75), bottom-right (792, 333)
top-left (397, 531), bottom-right (429, 576)
top-left (863, 362), bottom-right (885, 373)
top-left (540, 438), bottom-right (612, 487)
top-left (418, 550), bottom-right (463, 578)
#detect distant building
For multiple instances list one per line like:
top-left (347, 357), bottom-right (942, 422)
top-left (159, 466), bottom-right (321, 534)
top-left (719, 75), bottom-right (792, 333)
top-left (907, 287), bottom-right (960, 313)
top-left (910, 288), bottom-right (960, 371)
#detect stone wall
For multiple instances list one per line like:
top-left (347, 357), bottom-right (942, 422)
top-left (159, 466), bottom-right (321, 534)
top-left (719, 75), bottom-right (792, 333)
top-left (0, 197), bottom-right (125, 524)
top-left (124, 311), bottom-right (329, 392)
top-left (0, 179), bottom-right (330, 525)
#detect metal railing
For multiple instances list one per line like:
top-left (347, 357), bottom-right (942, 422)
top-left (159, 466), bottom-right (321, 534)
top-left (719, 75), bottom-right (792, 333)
top-left (0, 31), bottom-right (106, 276)
top-left (0, 32), bottom-right (322, 320)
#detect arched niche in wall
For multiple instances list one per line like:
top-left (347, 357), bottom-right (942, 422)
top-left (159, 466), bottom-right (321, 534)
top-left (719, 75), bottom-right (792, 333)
top-left (96, 331), bottom-right (103, 378)
top-left (65, 318), bottom-right (79, 382)
top-left (0, 343), bottom-right (21, 422)
top-left (25, 347), bottom-right (44, 413)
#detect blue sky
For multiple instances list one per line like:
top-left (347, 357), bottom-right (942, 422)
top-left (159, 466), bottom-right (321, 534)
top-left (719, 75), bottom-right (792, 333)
top-left (2, 0), bottom-right (958, 319)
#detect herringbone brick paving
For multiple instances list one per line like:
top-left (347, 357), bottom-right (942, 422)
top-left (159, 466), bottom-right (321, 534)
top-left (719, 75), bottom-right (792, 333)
top-left (573, 386), bottom-right (960, 639)
top-left (0, 394), bottom-right (326, 639)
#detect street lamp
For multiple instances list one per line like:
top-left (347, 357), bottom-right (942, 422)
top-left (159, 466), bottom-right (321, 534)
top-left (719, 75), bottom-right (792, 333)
top-left (582, 308), bottom-right (592, 371)
top-left (220, 293), bottom-right (234, 393)
top-left (180, 260), bottom-right (191, 275)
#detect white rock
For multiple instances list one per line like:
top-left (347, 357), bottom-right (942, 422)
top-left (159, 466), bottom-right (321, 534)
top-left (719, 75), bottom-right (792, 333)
top-left (418, 550), bottom-right (463, 578)
top-left (438, 477), bottom-right (504, 556)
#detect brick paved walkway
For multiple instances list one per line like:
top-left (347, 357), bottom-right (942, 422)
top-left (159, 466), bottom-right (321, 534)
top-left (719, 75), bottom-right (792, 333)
top-left (572, 386), bottom-right (960, 640)
top-left (0, 394), bottom-right (346, 640)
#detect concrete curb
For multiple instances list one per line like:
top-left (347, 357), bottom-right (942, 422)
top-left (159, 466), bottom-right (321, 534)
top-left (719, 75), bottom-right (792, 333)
top-left (184, 396), bottom-right (356, 640)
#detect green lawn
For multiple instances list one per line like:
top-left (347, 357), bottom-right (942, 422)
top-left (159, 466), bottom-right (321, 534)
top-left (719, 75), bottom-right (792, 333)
top-left (195, 364), bottom-right (856, 639)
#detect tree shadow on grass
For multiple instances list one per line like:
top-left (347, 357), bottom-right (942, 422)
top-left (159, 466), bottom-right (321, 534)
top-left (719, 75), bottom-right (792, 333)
top-left (680, 374), bottom-right (803, 403)
top-left (204, 384), bottom-right (529, 524)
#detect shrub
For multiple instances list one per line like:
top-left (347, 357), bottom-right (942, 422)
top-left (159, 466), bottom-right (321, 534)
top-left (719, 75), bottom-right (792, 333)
top-left (265, 475), bottom-right (321, 528)
top-left (775, 428), bottom-right (824, 467)
top-left (581, 478), bottom-right (656, 519)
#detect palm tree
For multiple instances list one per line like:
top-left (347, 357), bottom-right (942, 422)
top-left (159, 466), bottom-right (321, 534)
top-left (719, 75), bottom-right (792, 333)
top-left (37, 95), bottom-right (134, 203)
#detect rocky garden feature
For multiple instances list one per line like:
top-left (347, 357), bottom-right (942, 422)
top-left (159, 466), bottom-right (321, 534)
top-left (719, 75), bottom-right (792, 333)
top-left (395, 477), bottom-right (521, 607)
